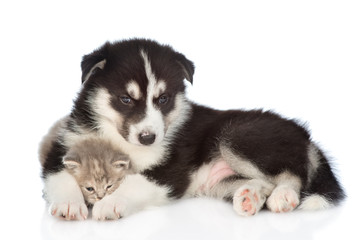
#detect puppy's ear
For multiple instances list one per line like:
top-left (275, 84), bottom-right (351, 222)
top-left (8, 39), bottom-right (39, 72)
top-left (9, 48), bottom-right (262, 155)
top-left (81, 42), bottom-right (109, 84)
top-left (176, 53), bottom-right (195, 84)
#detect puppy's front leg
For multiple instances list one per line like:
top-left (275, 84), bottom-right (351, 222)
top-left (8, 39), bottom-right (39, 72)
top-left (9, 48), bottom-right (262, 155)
top-left (92, 174), bottom-right (169, 220)
top-left (44, 170), bottom-right (88, 220)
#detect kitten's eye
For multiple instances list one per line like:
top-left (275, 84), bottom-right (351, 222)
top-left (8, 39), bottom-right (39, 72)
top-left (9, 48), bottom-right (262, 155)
top-left (120, 96), bottom-right (131, 104)
top-left (86, 187), bottom-right (94, 192)
top-left (106, 185), bottom-right (113, 190)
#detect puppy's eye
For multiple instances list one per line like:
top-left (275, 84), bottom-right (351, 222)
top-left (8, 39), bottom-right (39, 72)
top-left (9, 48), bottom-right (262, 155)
top-left (120, 96), bottom-right (132, 104)
top-left (158, 94), bottom-right (168, 104)
top-left (86, 187), bottom-right (94, 192)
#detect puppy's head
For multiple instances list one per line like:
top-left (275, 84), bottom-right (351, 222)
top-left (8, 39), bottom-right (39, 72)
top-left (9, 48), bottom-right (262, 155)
top-left (73, 39), bottom-right (194, 146)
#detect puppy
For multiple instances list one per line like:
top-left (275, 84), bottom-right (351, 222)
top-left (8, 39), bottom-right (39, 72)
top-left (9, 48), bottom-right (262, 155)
top-left (40, 39), bottom-right (345, 220)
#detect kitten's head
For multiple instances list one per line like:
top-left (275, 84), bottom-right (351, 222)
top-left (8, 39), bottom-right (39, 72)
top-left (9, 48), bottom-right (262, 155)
top-left (62, 139), bottom-right (130, 205)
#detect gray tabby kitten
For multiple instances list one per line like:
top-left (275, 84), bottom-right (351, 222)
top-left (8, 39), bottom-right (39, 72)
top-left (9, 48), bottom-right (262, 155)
top-left (39, 117), bottom-right (132, 220)
top-left (62, 138), bottom-right (131, 206)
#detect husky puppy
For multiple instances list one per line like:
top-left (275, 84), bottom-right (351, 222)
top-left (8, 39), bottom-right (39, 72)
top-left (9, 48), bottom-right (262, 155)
top-left (40, 39), bottom-right (345, 220)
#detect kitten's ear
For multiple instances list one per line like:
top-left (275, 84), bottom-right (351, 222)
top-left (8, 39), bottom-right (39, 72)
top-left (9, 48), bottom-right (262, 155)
top-left (111, 153), bottom-right (130, 170)
top-left (62, 153), bottom-right (81, 170)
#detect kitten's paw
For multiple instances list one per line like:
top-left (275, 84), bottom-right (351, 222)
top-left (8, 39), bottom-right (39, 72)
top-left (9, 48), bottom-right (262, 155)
top-left (92, 196), bottom-right (126, 221)
top-left (266, 186), bottom-right (299, 213)
top-left (233, 186), bottom-right (266, 217)
top-left (50, 202), bottom-right (88, 220)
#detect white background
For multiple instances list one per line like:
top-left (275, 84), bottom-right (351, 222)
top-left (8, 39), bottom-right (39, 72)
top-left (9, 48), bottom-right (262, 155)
top-left (1, 0), bottom-right (359, 239)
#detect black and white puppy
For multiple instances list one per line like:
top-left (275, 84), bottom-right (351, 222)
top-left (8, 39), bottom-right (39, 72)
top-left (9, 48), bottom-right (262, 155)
top-left (40, 39), bottom-right (345, 220)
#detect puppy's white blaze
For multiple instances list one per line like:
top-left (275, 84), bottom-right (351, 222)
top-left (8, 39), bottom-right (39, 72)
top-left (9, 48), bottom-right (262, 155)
top-left (127, 50), bottom-right (165, 145)
top-left (126, 81), bottom-right (142, 100)
top-left (299, 194), bottom-right (332, 210)
top-left (140, 50), bottom-right (156, 84)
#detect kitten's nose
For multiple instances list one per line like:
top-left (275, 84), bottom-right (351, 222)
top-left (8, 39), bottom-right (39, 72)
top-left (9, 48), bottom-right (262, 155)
top-left (97, 192), bottom-right (105, 200)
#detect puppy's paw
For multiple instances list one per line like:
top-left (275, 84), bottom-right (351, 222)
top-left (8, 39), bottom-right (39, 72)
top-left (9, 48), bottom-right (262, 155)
top-left (92, 196), bottom-right (126, 221)
top-left (266, 186), bottom-right (299, 213)
top-left (50, 202), bottom-right (88, 220)
top-left (233, 186), bottom-right (265, 216)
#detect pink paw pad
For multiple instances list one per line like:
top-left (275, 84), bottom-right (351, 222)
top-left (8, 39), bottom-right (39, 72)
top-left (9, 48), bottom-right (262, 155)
top-left (233, 187), bottom-right (261, 216)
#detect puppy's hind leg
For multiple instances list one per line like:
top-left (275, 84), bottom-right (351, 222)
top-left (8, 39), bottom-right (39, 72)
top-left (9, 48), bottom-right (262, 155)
top-left (266, 172), bottom-right (301, 213)
top-left (209, 177), bottom-right (274, 216)
top-left (214, 145), bottom-right (274, 216)
top-left (233, 179), bottom-right (274, 216)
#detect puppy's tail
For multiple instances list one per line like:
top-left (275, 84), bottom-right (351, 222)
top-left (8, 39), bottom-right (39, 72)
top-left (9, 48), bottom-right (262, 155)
top-left (299, 143), bottom-right (346, 210)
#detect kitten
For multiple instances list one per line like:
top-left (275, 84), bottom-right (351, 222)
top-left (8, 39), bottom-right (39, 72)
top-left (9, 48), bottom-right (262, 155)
top-left (62, 138), bottom-right (131, 205)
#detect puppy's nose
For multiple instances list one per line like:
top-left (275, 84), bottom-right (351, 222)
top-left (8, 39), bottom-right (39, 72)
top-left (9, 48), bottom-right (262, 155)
top-left (138, 131), bottom-right (156, 145)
